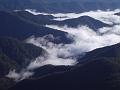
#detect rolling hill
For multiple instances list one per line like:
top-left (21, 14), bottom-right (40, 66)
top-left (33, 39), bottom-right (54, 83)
top-left (13, 11), bottom-right (110, 30)
top-left (0, 37), bottom-right (46, 90)
top-left (53, 16), bottom-right (111, 30)
top-left (0, 11), bottom-right (72, 44)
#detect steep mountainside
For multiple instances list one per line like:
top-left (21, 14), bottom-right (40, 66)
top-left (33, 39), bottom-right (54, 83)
top-left (0, 11), bottom-right (72, 44)
top-left (0, 1), bottom-right (120, 90)
top-left (13, 11), bottom-right (110, 30)
top-left (0, 37), bottom-right (46, 90)
top-left (8, 43), bottom-right (120, 90)
top-left (53, 16), bottom-right (111, 30)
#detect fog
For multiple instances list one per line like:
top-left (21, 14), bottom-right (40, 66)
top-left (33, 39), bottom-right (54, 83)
top-left (6, 9), bottom-right (120, 81)
top-left (6, 69), bottom-right (34, 81)
top-left (25, 9), bottom-right (120, 24)
top-left (24, 23), bottom-right (120, 74)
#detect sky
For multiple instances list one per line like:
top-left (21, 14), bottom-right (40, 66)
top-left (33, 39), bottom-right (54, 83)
top-left (30, 0), bottom-right (120, 3)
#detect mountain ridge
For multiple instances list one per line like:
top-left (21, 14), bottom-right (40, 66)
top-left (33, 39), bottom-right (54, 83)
top-left (7, 43), bottom-right (120, 90)
top-left (0, 0), bottom-right (120, 13)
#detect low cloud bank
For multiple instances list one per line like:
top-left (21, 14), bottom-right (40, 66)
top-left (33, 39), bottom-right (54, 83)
top-left (26, 35), bottom-right (78, 70)
top-left (6, 9), bottom-right (120, 81)
top-left (6, 69), bottom-right (34, 81)
top-left (25, 9), bottom-right (120, 25)
top-left (46, 25), bottom-right (120, 49)
top-left (24, 24), bottom-right (120, 75)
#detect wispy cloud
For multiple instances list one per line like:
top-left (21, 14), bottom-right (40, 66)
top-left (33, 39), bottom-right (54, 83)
top-left (6, 9), bottom-right (120, 81)
top-left (25, 9), bottom-right (120, 24)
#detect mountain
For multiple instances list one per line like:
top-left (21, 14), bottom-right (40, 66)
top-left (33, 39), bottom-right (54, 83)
top-left (0, 37), bottom-right (46, 90)
top-left (8, 43), bottom-right (120, 90)
top-left (0, 36), bottom-right (74, 90)
top-left (0, 37), bottom-right (45, 75)
top-left (0, 1), bottom-right (120, 90)
top-left (0, 11), bottom-right (72, 44)
top-left (13, 11), bottom-right (55, 26)
top-left (115, 12), bottom-right (120, 16)
top-left (31, 65), bottom-right (74, 78)
top-left (0, 0), bottom-right (120, 13)
top-left (0, 11), bottom-right (76, 90)
top-left (53, 16), bottom-right (111, 30)
top-left (14, 11), bottom-right (110, 30)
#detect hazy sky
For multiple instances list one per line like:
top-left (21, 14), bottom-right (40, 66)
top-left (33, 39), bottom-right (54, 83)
top-left (31, 0), bottom-right (120, 2)
top-left (41, 0), bottom-right (120, 2)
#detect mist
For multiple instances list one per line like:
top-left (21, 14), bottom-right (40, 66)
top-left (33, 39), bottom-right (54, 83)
top-left (6, 69), bottom-right (34, 81)
top-left (25, 9), bottom-right (120, 24)
top-left (25, 23), bottom-right (120, 71)
top-left (6, 9), bottom-right (120, 81)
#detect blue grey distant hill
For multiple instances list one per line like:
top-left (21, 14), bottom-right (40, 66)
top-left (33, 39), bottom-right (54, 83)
top-left (0, 0), bottom-right (120, 13)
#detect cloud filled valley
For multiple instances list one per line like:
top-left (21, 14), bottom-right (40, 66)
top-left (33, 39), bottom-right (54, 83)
top-left (5, 9), bottom-right (120, 81)
top-left (1, 0), bottom-right (120, 89)
top-left (26, 9), bottom-right (120, 24)
top-left (26, 9), bottom-right (120, 68)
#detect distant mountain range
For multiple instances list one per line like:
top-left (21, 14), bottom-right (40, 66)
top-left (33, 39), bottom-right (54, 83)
top-left (0, 10), bottom-right (73, 90)
top-left (0, 3), bottom-right (120, 90)
top-left (0, 11), bottom-right (72, 44)
top-left (13, 11), bottom-right (111, 30)
top-left (0, 0), bottom-right (120, 13)
top-left (0, 10), bottom-right (110, 44)
top-left (52, 16), bottom-right (111, 30)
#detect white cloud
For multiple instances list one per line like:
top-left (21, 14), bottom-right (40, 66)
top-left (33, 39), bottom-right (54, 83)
top-left (25, 9), bottom-right (120, 72)
top-left (26, 35), bottom-right (78, 70)
top-left (6, 69), bottom-right (34, 81)
top-left (25, 9), bottom-right (120, 24)
top-left (46, 24), bottom-right (120, 52)
top-left (7, 9), bottom-right (120, 81)
top-left (25, 23), bottom-right (120, 71)
top-left (52, 9), bottom-right (120, 25)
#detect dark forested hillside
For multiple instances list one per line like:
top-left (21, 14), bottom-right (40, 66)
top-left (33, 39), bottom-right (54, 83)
top-left (13, 11), bottom-right (111, 30)
top-left (0, 0), bottom-right (120, 90)
top-left (0, 11), bottom-right (72, 44)
top-left (0, 37), bottom-right (46, 90)
top-left (52, 16), bottom-right (111, 30)
top-left (8, 43), bottom-right (120, 90)
top-left (0, 37), bottom-right (45, 75)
